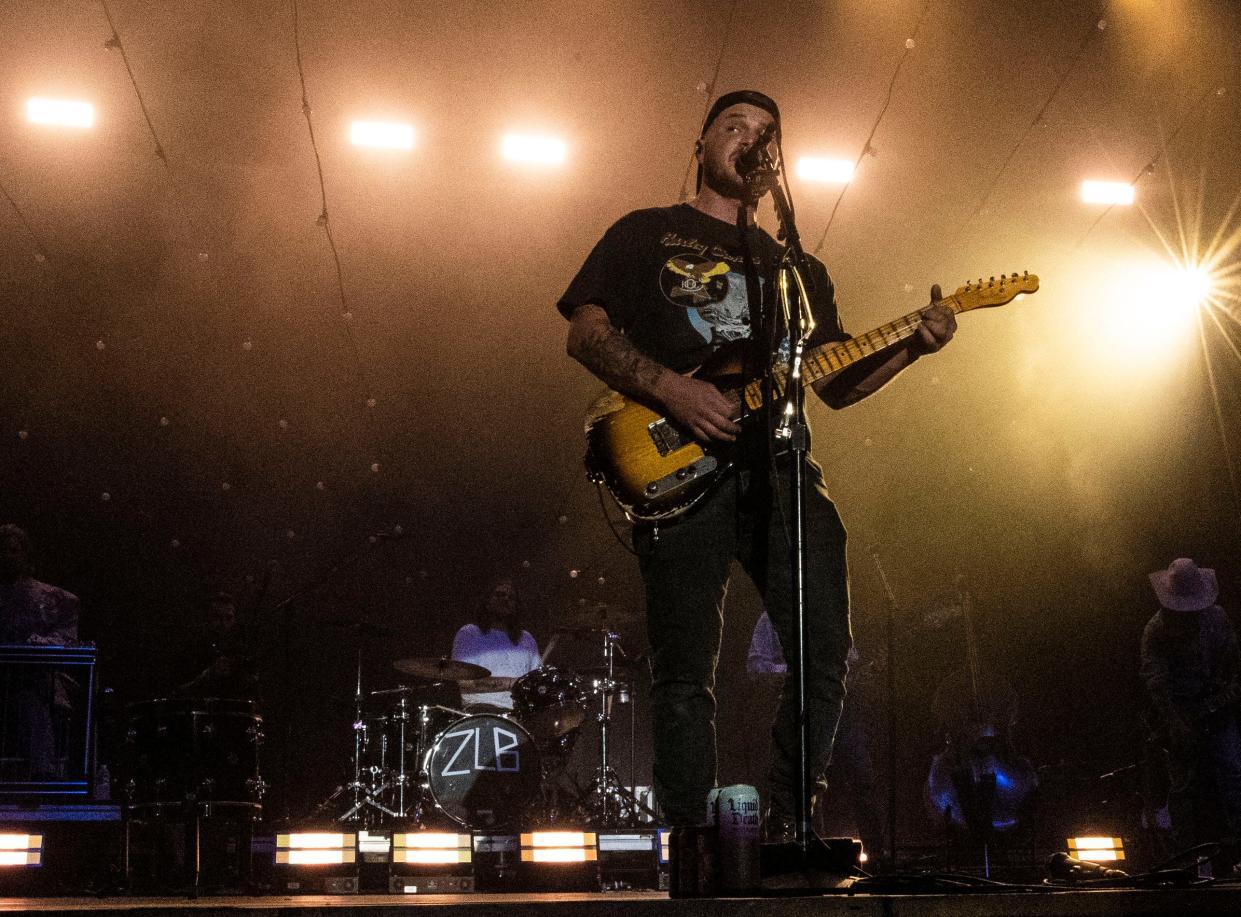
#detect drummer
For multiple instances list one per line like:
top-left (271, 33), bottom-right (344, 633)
top-left (451, 577), bottom-right (541, 712)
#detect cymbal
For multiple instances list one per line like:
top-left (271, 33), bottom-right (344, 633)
top-left (393, 657), bottom-right (489, 681)
top-left (461, 676), bottom-right (519, 693)
top-left (566, 603), bottom-right (640, 628)
top-left (578, 663), bottom-right (640, 681)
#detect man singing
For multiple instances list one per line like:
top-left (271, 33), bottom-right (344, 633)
top-left (558, 90), bottom-right (956, 841)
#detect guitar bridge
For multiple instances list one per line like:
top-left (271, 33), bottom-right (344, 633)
top-left (647, 418), bottom-right (687, 456)
top-left (644, 457), bottom-right (719, 499)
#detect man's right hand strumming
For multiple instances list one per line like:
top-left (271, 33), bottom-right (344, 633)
top-left (567, 303), bottom-right (740, 444)
top-left (654, 373), bottom-right (740, 443)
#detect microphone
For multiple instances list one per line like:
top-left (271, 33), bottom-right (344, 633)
top-left (736, 127), bottom-right (776, 176)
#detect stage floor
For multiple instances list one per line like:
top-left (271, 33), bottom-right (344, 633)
top-left (3, 888), bottom-right (1241, 917)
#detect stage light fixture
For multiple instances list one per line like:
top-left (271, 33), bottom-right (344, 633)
top-left (392, 832), bottom-right (471, 865)
top-left (0, 833), bottom-right (42, 867)
top-left (26, 98), bottom-right (94, 128)
top-left (275, 832), bottom-right (356, 865)
top-left (1067, 836), bottom-right (1125, 863)
top-left (1081, 180), bottom-right (1135, 205)
top-left (350, 120), bottom-right (414, 150)
top-left (501, 133), bottom-right (567, 165)
top-left (796, 157), bottom-right (854, 184)
top-left (520, 830), bottom-right (597, 863)
top-left (1081, 257), bottom-right (1208, 369)
top-left (389, 832), bottom-right (474, 894)
top-left (274, 832), bottom-right (358, 894)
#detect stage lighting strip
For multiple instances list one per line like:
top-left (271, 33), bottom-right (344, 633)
top-left (393, 833), bottom-right (472, 865)
top-left (520, 831), bottom-right (598, 864)
top-left (0, 833), bottom-right (43, 867)
top-left (276, 832), bottom-right (356, 866)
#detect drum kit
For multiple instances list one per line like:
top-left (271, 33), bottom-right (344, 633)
top-left (313, 610), bottom-right (654, 831)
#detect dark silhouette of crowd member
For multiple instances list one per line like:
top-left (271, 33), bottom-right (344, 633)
top-left (174, 592), bottom-right (259, 700)
top-left (0, 524), bottom-right (80, 779)
top-left (1140, 557), bottom-right (1241, 859)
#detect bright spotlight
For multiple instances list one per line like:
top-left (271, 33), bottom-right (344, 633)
top-left (1082, 258), bottom-right (1209, 370)
top-left (501, 133), bottom-right (566, 165)
top-left (26, 98), bottom-right (94, 128)
top-left (1081, 180), bottom-right (1135, 205)
top-left (350, 120), bottom-right (414, 150)
top-left (796, 157), bottom-right (854, 184)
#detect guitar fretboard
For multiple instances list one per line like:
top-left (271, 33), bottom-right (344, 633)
top-left (740, 295), bottom-right (963, 409)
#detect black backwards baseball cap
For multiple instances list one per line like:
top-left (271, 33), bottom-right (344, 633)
top-left (696, 89), bottom-right (781, 191)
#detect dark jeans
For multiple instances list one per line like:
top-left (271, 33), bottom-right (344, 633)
top-left (635, 461), bottom-right (852, 826)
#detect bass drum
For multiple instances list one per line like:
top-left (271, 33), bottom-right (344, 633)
top-left (424, 714), bottom-right (540, 829)
top-left (122, 697), bottom-right (264, 814)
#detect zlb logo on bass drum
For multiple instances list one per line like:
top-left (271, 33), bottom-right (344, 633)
top-left (439, 725), bottom-right (521, 776)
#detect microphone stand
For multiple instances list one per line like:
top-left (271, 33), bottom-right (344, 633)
top-left (869, 544), bottom-right (900, 873)
top-left (746, 154), bottom-right (846, 884)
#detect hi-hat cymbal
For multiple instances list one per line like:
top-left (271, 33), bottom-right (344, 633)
top-left (323, 619), bottom-right (395, 639)
top-left (393, 657), bottom-right (489, 681)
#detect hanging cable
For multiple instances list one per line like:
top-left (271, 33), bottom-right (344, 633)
top-left (811, 0), bottom-right (933, 255)
top-left (1075, 85), bottom-right (1222, 249)
top-left (954, 5), bottom-right (1108, 245)
top-left (290, 0), bottom-right (378, 450)
top-left (677, 0), bottom-right (740, 203)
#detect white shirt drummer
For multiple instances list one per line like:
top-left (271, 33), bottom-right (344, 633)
top-left (451, 623), bottom-right (540, 710)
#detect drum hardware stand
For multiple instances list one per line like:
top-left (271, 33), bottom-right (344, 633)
top-left (313, 650), bottom-right (399, 825)
top-left (576, 630), bottom-right (655, 827)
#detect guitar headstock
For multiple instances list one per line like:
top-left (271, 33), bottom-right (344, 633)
top-left (950, 272), bottom-right (1039, 312)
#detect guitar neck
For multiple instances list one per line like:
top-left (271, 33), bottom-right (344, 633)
top-left (740, 294), bottom-right (964, 409)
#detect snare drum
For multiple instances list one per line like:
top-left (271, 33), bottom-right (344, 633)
top-left (512, 667), bottom-right (587, 741)
top-left (423, 713), bottom-right (540, 828)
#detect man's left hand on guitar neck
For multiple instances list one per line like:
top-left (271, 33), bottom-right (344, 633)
top-left (817, 283), bottom-right (956, 409)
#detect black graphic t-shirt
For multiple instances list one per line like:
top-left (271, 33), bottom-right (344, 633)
top-left (558, 203), bottom-right (848, 374)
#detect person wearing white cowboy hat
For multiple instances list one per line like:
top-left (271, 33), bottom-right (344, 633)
top-left (1139, 557), bottom-right (1241, 862)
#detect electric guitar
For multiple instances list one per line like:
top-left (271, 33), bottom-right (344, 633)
top-left (583, 272), bottom-right (1040, 521)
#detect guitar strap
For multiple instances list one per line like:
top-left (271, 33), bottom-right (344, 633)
top-left (736, 206), bottom-right (778, 483)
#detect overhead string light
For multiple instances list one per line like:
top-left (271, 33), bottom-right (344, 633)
top-left (811, 0), bottom-right (933, 255)
top-left (291, 0), bottom-right (382, 475)
top-left (1074, 84), bottom-right (1227, 249)
top-left (946, 4), bottom-right (1109, 252)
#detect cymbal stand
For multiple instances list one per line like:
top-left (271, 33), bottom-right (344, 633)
top-left (578, 630), bottom-right (656, 827)
top-left (312, 650), bottom-right (398, 825)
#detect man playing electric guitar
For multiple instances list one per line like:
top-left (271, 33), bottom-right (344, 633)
top-left (557, 89), bottom-right (956, 844)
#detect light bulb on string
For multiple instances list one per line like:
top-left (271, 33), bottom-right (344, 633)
top-left (242, 340), bottom-right (253, 351)
top-left (569, 569), bottom-right (579, 578)
top-left (366, 397), bottom-right (376, 409)
top-left (286, 529), bottom-right (296, 540)
top-left (278, 419), bottom-right (289, 430)
top-left (159, 416), bottom-right (170, 427)
top-left (196, 252), bottom-right (209, 262)
top-left (18, 430), bottom-right (29, 441)
top-left (170, 538), bottom-right (181, 549)
top-left (315, 481), bottom-right (326, 491)
top-left (95, 340), bottom-right (105, 351)
top-left (221, 482), bottom-right (231, 492)
top-left (342, 311), bottom-right (353, 321)
top-left (370, 462), bottom-right (380, 473)
top-left (101, 492), bottom-right (111, 502)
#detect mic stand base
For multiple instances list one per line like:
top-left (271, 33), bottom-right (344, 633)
top-left (759, 834), bottom-right (863, 893)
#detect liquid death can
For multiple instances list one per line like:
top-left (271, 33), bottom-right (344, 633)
top-left (713, 784), bottom-right (761, 894)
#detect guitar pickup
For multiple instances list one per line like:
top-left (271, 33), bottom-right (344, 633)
top-left (647, 418), bottom-right (687, 456)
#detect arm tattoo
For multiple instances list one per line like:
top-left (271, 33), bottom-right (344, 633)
top-left (570, 311), bottom-right (668, 400)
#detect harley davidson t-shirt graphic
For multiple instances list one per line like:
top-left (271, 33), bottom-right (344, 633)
top-left (558, 203), bottom-right (844, 374)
